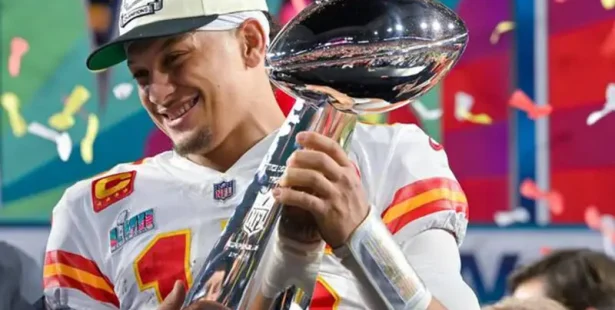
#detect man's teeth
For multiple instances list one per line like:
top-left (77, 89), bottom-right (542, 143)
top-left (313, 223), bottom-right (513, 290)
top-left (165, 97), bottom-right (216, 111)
top-left (167, 98), bottom-right (197, 120)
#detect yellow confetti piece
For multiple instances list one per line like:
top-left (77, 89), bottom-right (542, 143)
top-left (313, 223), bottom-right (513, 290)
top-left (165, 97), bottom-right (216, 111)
top-left (1, 92), bottom-right (27, 137)
top-left (220, 219), bottom-right (229, 231)
top-left (603, 0), bottom-right (615, 10)
top-left (49, 85), bottom-right (90, 131)
top-left (359, 113), bottom-right (385, 124)
top-left (459, 110), bottom-right (493, 125)
top-left (80, 113), bottom-right (99, 164)
top-left (490, 21), bottom-right (515, 44)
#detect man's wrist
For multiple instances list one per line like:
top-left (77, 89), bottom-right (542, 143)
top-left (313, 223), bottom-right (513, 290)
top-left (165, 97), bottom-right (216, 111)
top-left (333, 206), bottom-right (431, 310)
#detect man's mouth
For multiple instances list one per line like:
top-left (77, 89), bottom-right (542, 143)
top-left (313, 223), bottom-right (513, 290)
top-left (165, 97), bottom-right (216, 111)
top-left (164, 95), bottom-right (199, 121)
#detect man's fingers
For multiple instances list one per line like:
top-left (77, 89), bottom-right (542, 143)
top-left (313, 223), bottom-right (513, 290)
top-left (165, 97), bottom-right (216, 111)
top-left (287, 149), bottom-right (342, 181)
top-left (158, 281), bottom-right (185, 310)
top-left (278, 167), bottom-right (336, 198)
top-left (273, 187), bottom-right (325, 216)
top-left (296, 132), bottom-right (351, 167)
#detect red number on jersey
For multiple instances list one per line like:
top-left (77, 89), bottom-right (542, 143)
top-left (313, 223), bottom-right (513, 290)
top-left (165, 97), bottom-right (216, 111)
top-left (309, 276), bottom-right (340, 309)
top-left (134, 230), bottom-right (193, 302)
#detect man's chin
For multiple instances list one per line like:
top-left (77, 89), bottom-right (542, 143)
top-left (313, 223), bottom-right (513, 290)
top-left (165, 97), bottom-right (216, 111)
top-left (171, 130), bottom-right (213, 156)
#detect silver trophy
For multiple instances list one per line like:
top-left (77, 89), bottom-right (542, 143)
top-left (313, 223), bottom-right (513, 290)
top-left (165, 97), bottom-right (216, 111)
top-left (184, 0), bottom-right (467, 309)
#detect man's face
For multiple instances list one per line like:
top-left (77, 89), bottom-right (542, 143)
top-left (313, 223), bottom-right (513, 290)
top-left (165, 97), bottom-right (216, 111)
top-left (512, 277), bottom-right (548, 300)
top-left (126, 30), bottom-right (251, 155)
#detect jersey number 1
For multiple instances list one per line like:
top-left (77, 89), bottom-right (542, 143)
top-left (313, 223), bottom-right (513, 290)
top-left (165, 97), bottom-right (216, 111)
top-left (309, 276), bottom-right (340, 309)
top-left (134, 230), bottom-right (193, 302)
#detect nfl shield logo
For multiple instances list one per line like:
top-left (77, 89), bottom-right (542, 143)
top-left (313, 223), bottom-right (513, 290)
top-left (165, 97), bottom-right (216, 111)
top-left (213, 180), bottom-right (235, 201)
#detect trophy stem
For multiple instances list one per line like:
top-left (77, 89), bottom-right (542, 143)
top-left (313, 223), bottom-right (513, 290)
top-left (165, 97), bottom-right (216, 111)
top-left (184, 98), bottom-right (358, 310)
top-left (309, 102), bottom-right (358, 151)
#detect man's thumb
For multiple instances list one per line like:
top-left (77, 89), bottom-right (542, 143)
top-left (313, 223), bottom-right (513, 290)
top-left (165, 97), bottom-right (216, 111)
top-left (159, 281), bottom-right (186, 310)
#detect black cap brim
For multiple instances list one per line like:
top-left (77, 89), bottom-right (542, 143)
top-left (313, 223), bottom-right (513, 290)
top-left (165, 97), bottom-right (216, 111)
top-left (86, 14), bottom-right (218, 71)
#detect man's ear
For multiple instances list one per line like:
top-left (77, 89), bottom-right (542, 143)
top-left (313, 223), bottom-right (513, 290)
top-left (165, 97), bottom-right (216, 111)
top-left (237, 19), bottom-right (267, 68)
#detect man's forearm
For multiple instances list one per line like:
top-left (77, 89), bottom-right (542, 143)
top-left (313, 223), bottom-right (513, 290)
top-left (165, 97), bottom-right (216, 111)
top-left (333, 207), bottom-right (439, 310)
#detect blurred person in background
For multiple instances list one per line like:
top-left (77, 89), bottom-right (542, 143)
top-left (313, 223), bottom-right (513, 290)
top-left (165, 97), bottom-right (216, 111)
top-left (41, 0), bottom-right (480, 309)
top-left (482, 297), bottom-right (568, 310)
top-left (0, 242), bottom-right (42, 310)
top-left (508, 249), bottom-right (615, 310)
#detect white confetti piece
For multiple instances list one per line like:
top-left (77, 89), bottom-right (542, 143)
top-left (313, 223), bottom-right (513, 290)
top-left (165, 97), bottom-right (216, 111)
top-left (494, 207), bottom-right (530, 227)
top-left (113, 83), bottom-right (134, 100)
top-left (411, 100), bottom-right (442, 121)
top-left (27, 122), bottom-right (72, 162)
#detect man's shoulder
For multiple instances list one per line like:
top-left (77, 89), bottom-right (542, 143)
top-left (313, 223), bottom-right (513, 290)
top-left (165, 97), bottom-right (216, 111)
top-left (350, 122), bottom-right (440, 165)
top-left (352, 122), bottom-right (434, 150)
top-left (57, 152), bottom-right (172, 216)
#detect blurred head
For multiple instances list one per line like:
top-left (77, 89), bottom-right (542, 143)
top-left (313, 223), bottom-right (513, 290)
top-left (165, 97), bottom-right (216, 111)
top-left (482, 297), bottom-right (568, 310)
top-left (508, 249), bottom-right (615, 310)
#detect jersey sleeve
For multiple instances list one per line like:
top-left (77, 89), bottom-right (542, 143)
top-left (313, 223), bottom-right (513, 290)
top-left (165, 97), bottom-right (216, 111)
top-left (43, 188), bottom-right (119, 309)
top-left (401, 229), bottom-right (479, 309)
top-left (373, 124), bottom-right (468, 244)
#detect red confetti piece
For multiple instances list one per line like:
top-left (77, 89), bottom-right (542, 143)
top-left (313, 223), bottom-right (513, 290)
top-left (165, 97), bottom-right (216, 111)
top-left (519, 179), bottom-right (564, 215)
top-left (509, 90), bottom-right (553, 120)
top-left (584, 206), bottom-right (615, 246)
top-left (601, 22), bottom-right (615, 57)
top-left (540, 247), bottom-right (552, 255)
top-left (585, 206), bottom-right (603, 231)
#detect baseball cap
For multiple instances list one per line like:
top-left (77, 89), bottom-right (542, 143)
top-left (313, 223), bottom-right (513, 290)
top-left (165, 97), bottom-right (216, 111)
top-left (86, 0), bottom-right (269, 71)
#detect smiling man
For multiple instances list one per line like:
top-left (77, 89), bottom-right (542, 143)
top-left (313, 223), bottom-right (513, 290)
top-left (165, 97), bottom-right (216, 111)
top-left (42, 0), bottom-right (479, 309)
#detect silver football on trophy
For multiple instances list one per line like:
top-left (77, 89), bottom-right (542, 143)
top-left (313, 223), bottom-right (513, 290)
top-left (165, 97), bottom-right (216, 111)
top-left (267, 0), bottom-right (468, 114)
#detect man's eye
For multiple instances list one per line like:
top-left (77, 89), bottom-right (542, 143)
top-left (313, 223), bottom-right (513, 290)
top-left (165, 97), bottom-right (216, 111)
top-left (164, 52), bottom-right (187, 66)
top-left (131, 70), bottom-right (148, 85)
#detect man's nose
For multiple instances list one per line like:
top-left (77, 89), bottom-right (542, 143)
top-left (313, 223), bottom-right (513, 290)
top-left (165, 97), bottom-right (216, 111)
top-left (147, 72), bottom-right (176, 105)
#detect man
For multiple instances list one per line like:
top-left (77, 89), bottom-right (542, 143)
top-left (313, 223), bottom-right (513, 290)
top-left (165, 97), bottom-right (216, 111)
top-left (482, 297), bottom-right (568, 310)
top-left (43, 0), bottom-right (479, 309)
top-left (509, 249), bottom-right (615, 310)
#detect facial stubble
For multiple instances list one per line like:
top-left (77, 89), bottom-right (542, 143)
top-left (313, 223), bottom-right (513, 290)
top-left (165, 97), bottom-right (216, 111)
top-left (173, 126), bottom-right (213, 156)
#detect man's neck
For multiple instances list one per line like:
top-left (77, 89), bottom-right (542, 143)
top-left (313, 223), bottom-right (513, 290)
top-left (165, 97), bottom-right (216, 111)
top-left (186, 96), bottom-right (286, 172)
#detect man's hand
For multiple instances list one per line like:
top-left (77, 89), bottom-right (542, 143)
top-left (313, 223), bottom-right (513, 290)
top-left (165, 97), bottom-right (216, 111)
top-left (273, 131), bottom-right (370, 248)
top-left (158, 281), bottom-right (230, 310)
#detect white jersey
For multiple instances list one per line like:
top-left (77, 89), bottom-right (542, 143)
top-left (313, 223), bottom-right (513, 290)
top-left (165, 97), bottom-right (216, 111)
top-left (43, 123), bottom-right (468, 310)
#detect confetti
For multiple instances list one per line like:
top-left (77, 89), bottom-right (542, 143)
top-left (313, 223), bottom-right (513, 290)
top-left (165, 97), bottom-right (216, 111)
top-left (112, 82), bottom-right (134, 100)
top-left (601, 22), bottom-right (615, 57)
top-left (27, 122), bottom-right (72, 162)
top-left (587, 83), bottom-right (615, 126)
top-left (8, 37), bottom-right (29, 77)
top-left (585, 205), bottom-right (603, 230)
top-left (81, 114), bottom-right (99, 164)
top-left (63, 95), bottom-right (90, 121)
top-left (1, 92), bottom-right (27, 137)
top-left (602, 0), bottom-right (615, 10)
top-left (359, 113), bottom-right (386, 124)
top-left (411, 100), bottom-right (442, 121)
top-left (490, 21), bottom-right (515, 45)
top-left (458, 110), bottom-right (493, 124)
top-left (584, 206), bottom-right (615, 256)
top-left (494, 207), bottom-right (530, 227)
top-left (509, 90), bottom-right (553, 120)
top-left (49, 85), bottom-right (90, 131)
top-left (454, 91), bottom-right (493, 125)
top-left (520, 179), bottom-right (564, 215)
top-left (540, 247), bottom-right (552, 255)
